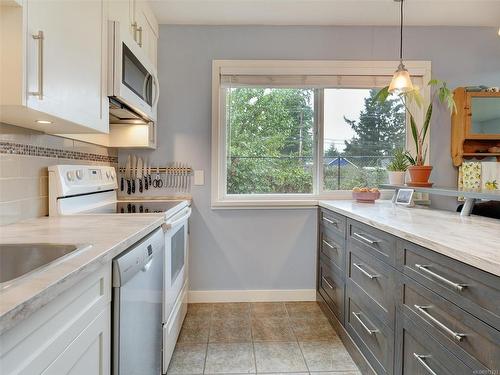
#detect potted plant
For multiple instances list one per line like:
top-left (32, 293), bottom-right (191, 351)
top-left (387, 148), bottom-right (408, 185)
top-left (375, 79), bottom-right (456, 186)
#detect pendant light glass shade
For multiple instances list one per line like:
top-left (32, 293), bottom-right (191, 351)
top-left (389, 62), bottom-right (414, 93)
top-left (389, 0), bottom-right (413, 94)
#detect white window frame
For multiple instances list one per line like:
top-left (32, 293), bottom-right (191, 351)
top-left (211, 60), bottom-right (432, 208)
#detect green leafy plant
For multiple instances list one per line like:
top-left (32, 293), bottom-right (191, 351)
top-left (374, 79), bottom-right (456, 166)
top-left (387, 148), bottom-right (409, 172)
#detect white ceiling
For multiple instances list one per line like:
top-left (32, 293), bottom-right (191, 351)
top-left (148, 0), bottom-right (500, 26)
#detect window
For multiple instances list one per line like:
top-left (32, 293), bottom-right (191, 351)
top-left (322, 88), bottom-right (405, 191)
top-left (212, 61), bottom-right (431, 207)
top-left (226, 87), bottom-right (315, 195)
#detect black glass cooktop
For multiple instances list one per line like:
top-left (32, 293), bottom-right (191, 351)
top-left (82, 200), bottom-right (186, 215)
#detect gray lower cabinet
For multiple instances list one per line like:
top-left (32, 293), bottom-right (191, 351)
top-left (346, 280), bottom-right (395, 375)
top-left (401, 275), bottom-right (499, 371)
top-left (319, 256), bottom-right (345, 324)
top-left (317, 208), bottom-right (500, 375)
top-left (399, 316), bottom-right (473, 375)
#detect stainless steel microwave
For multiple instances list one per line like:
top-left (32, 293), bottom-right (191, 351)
top-left (108, 21), bottom-right (159, 123)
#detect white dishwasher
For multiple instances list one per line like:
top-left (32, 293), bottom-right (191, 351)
top-left (112, 228), bottom-right (164, 375)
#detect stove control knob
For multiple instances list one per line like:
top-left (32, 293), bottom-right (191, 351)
top-left (110, 170), bottom-right (116, 180)
top-left (105, 171), bottom-right (110, 179)
top-left (66, 171), bottom-right (75, 181)
top-left (76, 170), bottom-right (84, 180)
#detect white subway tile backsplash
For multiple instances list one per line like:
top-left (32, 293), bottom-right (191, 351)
top-left (1, 122), bottom-right (117, 225)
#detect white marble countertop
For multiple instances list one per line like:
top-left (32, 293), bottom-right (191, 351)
top-left (0, 214), bottom-right (164, 334)
top-left (319, 200), bottom-right (500, 277)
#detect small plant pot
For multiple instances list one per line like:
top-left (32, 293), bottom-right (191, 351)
top-left (388, 171), bottom-right (406, 185)
top-left (407, 165), bottom-right (433, 187)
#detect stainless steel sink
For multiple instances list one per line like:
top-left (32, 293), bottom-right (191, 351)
top-left (0, 243), bottom-right (89, 289)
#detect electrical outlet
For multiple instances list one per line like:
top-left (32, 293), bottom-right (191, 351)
top-left (194, 170), bottom-right (204, 185)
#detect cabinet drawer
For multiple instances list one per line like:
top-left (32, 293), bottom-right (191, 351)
top-left (403, 277), bottom-right (498, 371)
top-left (399, 240), bottom-right (500, 329)
top-left (347, 246), bottom-right (397, 326)
top-left (0, 265), bottom-right (111, 375)
top-left (401, 317), bottom-right (472, 375)
top-left (346, 289), bottom-right (394, 375)
top-left (320, 209), bottom-right (346, 238)
top-left (348, 219), bottom-right (396, 266)
top-left (320, 227), bottom-right (345, 271)
top-left (319, 258), bottom-right (345, 323)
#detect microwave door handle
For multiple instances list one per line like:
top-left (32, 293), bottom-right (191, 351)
top-left (152, 73), bottom-right (160, 108)
top-left (142, 74), bottom-right (150, 103)
top-left (161, 207), bottom-right (191, 232)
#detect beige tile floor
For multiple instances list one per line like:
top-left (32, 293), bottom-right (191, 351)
top-left (167, 302), bottom-right (361, 375)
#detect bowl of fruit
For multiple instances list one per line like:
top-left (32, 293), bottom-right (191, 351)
top-left (352, 187), bottom-right (381, 203)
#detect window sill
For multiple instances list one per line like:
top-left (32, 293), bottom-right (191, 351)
top-left (211, 191), bottom-right (394, 209)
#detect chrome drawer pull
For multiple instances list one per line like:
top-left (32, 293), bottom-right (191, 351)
top-left (353, 232), bottom-right (379, 245)
top-left (353, 263), bottom-right (379, 279)
top-left (322, 239), bottom-right (336, 250)
top-left (352, 311), bottom-right (379, 335)
top-left (322, 276), bottom-right (335, 290)
top-left (414, 264), bottom-right (467, 292)
top-left (323, 217), bottom-right (338, 226)
top-left (413, 353), bottom-right (438, 375)
top-left (414, 305), bottom-right (466, 342)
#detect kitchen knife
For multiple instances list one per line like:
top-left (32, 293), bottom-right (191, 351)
top-left (148, 162), bottom-right (152, 187)
top-left (173, 162), bottom-right (177, 190)
top-left (137, 157), bottom-right (143, 193)
top-left (179, 162), bottom-right (182, 191)
top-left (120, 162), bottom-right (124, 192)
top-left (125, 155), bottom-right (131, 195)
top-left (131, 154), bottom-right (136, 193)
top-left (144, 158), bottom-right (149, 191)
top-left (166, 163), bottom-right (171, 188)
top-left (183, 163), bottom-right (187, 192)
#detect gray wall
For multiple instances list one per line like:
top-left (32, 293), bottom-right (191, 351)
top-left (120, 26), bottom-right (500, 292)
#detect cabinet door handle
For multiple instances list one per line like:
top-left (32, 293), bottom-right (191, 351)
top-left (414, 264), bottom-right (466, 292)
top-left (322, 239), bottom-right (336, 250)
top-left (353, 232), bottom-right (379, 245)
top-left (137, 26), bottom-right (143, 47)
top-left (352, 311), bottom-right (378, 335)
top-left (322, 276), bottom-right (334, 290)
top-left (29, 31), bottom-right (44, 100)
top-left (414, 305), bottom-right (466, 342)
top-left (322, 217), bottom-right (338, 227)
top-left (413, 353), bottom-right (438, 375)
top-left (353, 263), bottom-right (379, 279)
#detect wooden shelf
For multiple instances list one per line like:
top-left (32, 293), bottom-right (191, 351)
top-left (451, 88), bottom-right (500, 166)
top-left (463, 153), bottom-right (500, 156)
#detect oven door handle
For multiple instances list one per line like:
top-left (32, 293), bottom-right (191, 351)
top-left (162, 207), bottom-right (192, 231)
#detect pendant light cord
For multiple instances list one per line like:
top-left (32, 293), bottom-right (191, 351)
top-left (400, 0), bottom-right (404, 61)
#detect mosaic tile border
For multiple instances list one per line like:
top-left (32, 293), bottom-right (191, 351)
top-left (0, 141), bottom-right (118, 164)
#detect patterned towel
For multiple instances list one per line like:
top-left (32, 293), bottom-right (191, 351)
top-left (458, 162), bottom-right (482, 201)
top-left (481, 162), bottom-right (500, 191)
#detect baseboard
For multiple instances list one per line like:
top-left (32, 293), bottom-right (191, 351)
top-left (188, 289), bottom-right (316, 303)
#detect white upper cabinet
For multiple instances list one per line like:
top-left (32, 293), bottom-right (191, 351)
top-left (133, 0), bottom-right (159, 68)
top-left (109, 0), bottom-right (158, 68)
top-left (0, 0), bottom-right (109, 134)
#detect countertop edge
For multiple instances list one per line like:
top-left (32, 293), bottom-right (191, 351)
top-left (0, 217), bottom-right (164, 335)
top-left (318, 201), bottom-right (500, 277)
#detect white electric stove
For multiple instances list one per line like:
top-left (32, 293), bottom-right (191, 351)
top-left (48, 164), bottom-right (190, 374)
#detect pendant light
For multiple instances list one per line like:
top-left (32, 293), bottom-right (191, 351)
top-left (389, 0), bottom-right (413, 93)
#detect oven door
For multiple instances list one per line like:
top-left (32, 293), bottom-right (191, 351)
top-left (163, 206), bottom-right (191, 323)
top-left (109, 21), bottom-right (159, 122)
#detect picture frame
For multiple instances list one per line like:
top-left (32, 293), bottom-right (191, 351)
top-left (395, 188), bottom-right (415, 206)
